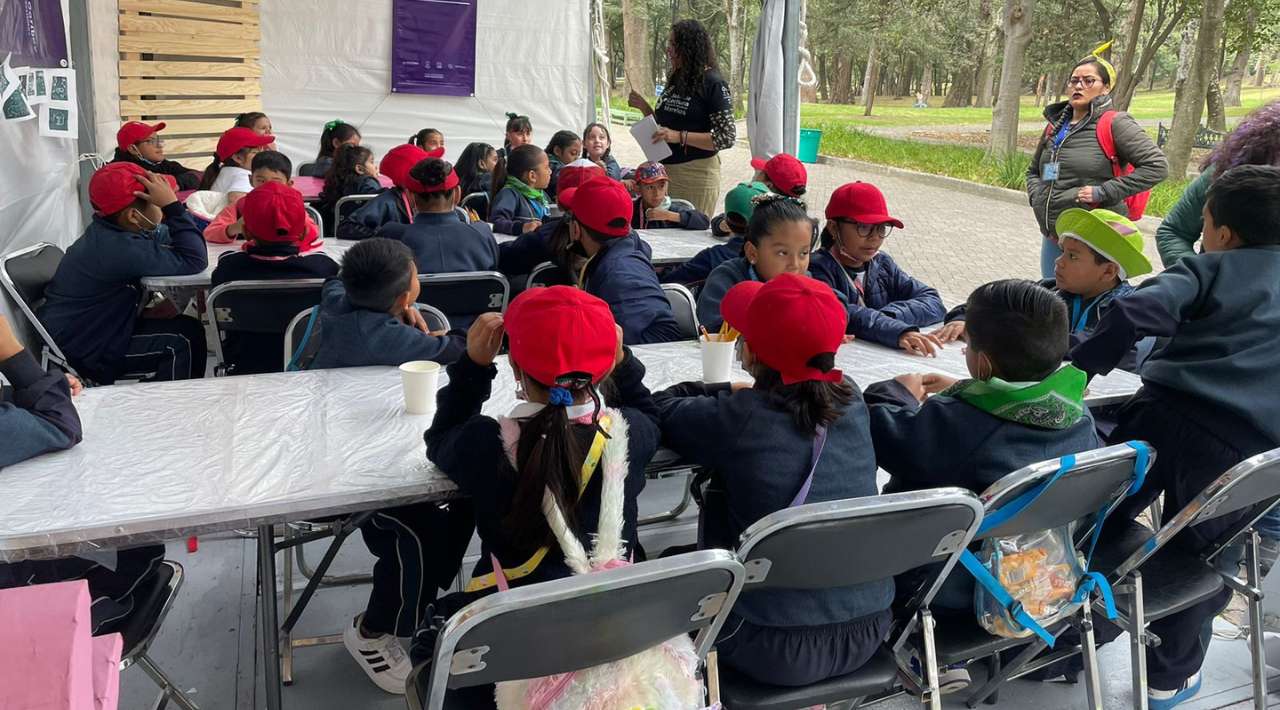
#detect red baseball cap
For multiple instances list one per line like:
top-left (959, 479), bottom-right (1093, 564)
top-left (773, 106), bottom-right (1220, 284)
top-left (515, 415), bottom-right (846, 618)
top-left (117, 121), bottom-right (165, 150)
top-left (380, 144), bottom-right (429, 189)
top-left (560, 176), bottom-right (632, 238)
top-left (240, 182), bottom-right (307, 242)
top-left (402, 158), bottom-right (460, 194)
top-left (554, 162), bottom-right (606, 208)
top-left (88, 162), bottom-right (149, 215)
top-left (824, 181), bottom-right (904, 228)
top-left (216, 126), bottom-right (274, 161)
top-left (505, 286), bottom-right (618, 386)
top-left (720, 273), bottom-right (848, 385)
top-left (750, 153), bottom-right (807, 197)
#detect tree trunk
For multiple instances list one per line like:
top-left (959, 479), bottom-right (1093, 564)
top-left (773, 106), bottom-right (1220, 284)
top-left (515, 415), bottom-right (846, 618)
top-left (1206, 66), bottom-right (1227, 132)
top-left (862, 38), bottom-right (880, 116)
top-left (1114, 0), bottom-right (1188, 110)
top-left (622, 0), bottom-right (655, 95)
top-left (1167, 0), bottom-right (1227, 179)
top-left (1111, 0), bottom-right (1147, 102)
top-left (1091, 0), bottom-right (1114, 42)
top-left (1172, 21), bottom-right (1197, 107)
top-left (945, 66), bottom-right (975, 106)
top-left (921, 63), bottom-right (934, 105)
top-left (832, 53), bottom-right (855, 104)
top-left (989, 0), bottom-right (1035, 156)
top-left (1224, 5), bottom-right (1257, 106)
top-left (725, 0), bottom-right (744, 109)
top-left (1253, 53), bottom-right (1267, 87)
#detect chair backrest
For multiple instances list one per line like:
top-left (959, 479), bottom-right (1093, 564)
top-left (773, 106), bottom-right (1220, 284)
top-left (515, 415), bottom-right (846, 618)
top-left (298, 162), bottom-right (319, 178)
top-left (408, 549), bottom-right (745, 710)
top-left (119, 561), bottom-right (183, 663)
top-left (0, 243), bottom-right (74, 370)
top-left (1111, 446), bottom-right (1280, 579)
top-left (283, 306), bottom-right (322, 371)
top-left (976, 442), bottom-right (1152, 541)
top-left (334, 194), bottom-right (377, 231)
top-left (417, 303), bottom-right (451, 333)
top-left (461, 192), bottom-right (490, 220)
top-left (209, 279), bottom-right (326, 372)
top-left (417, 271), bottom-right (509, 327)
top-left (670, 198), bottom-right (697, 212)
top-left (304, 204), bottom-right (324, 237)
top-left (526, 261), bottom-right (571, 290)
top-left (661, 283), bottom-right (699, 340)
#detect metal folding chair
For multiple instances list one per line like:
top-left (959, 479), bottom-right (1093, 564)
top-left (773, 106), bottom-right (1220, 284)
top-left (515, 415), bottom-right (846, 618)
top-left (119, 561), bottom-right (199, 710)
top-left (461, 191), bottom-right (490, 220)
top-left (406, 550), bottom-right (746, 710)
top-left (417, 271), bottom-right (509, 329)
top-left (333, 194), bottom-right (377, 233)
top-left (207, 279), bottom-right (326, 375)
top-left (0, 242), bottom-right (78, 376)
top-left (715, 488), bottom-right (984, 710)
top-left (525, 261), bottom-right (571, 290)
top-left (662, 282), bottom-right (701, 341)
top-left (930, 443), bottom-right (1153, 709)
top-left (304, 204), bottom-right (324, 239)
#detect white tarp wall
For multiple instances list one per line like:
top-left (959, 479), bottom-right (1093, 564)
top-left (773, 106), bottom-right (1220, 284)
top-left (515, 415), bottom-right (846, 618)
top-left (260, 0), bottom-right (594, 168)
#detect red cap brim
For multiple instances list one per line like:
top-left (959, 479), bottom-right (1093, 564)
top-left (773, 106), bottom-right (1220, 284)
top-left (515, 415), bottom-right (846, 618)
top-left (719, 280), bottom-right (764, 341)
top-left (750, 157), bottom-right (767, 171)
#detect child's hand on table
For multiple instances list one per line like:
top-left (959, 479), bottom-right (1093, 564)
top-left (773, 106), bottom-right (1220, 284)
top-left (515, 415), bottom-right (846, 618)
top-left (932, 321), bottom-right (966, 343)
top-left (922, 373), bottom-right (958, 394)
top-left (646, 208), bottom-right (680, 223)
top-left (899, 331), bottom-right (942, 357)
top-left (467, 313), bottom-right (505, 367)
top-left (521, 220), bottom-right (542, 234)
top-left (894, 374), bottom-right (927, 402)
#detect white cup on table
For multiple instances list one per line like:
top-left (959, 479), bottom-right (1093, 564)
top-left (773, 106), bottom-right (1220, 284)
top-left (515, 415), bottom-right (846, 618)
top-left (399, 360), bottom-right (441, 415)
top-left (701, 336), bottom-right (736, 384)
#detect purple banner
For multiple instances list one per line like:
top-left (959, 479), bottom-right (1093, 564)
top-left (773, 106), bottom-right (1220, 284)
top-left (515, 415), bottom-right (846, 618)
top-left (0, 0), bottom-right (68, 68)
top-left (391, 0), bottom-right (477, 97)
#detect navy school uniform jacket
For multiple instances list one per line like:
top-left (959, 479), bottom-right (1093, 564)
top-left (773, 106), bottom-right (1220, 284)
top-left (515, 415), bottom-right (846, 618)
top-left (110, 149), bottom-right (200, 191)
top-left (490, 187), bottom-right (546, 236)
top-left (39, 202), bottom-right (209, 384)
top-left (947, 278), bottom-right (1145, 372)
top-left (582, 232), bottom-right (682, 345)
top-left (384, 211), bottom-right (499, 275)
top-left (425, 349), bottom-right (659, 587)
top-left (209, 252), bottom-right (340, 375)
top-left (661, 235), bottom-right (744, 287)
top-left (655, 380), bottom-right (894, 628)
top-left (630, 197), bottom-right (712, 231)
top-left (309, 280), bottom-right (465, 370)
top-left (315, 176), bottom-right (382, 239)
top-left (808, 249), bottom-right (946, 348)
top-left (0, 349), bottom-right (82, 469)
top-left (498, 217), bottom-right (562, 279)
top-left (695, 257), bottom-right (757, 332)
top-left (1071, 245), bottom-right (1280, 447)
top-left (336, 188), bottom-right (412, 241)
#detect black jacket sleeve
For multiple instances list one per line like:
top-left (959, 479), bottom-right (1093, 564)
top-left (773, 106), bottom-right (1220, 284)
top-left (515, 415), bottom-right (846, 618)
top-left (0, 349), bottom-right (82, 468)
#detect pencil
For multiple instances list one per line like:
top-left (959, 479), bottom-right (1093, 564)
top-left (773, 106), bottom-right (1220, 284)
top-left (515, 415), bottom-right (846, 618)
top-left (699, 325), bottom-right (711, 342)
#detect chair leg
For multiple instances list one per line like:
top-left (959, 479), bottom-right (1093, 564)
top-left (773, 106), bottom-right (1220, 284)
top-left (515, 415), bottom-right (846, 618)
top-left (705, 649), bottom-right (720, 707)
top-left (281, 521), bottom-right (363, 633)
top-left (1125, 572), bottom-right (1149, 710)
top-left (965, 641), bottom-right (1042, 708)
top-left (920, 609), bottom-right (942, 710)
top-left (984, 654), bottom-right (999, 705)
top-left (136, 653), bottom-right (200, 710)
top-left (281, 529), bottom-right (296, 686)
top-left (295, 528), bottom-right (374, 586)
top-left (1246, 531), bottom-right (1267, 710)
top-left (1078, 603), bottom-right (1104, 710)
top-left (638, 471), bottom-right (695, 526)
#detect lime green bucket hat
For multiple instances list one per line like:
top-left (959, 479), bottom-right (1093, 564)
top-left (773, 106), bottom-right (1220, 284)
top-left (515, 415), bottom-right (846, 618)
top-left (1055, 207), bottom-right (1152, 279)
top-left (724, 181), bottom-right (770, 221)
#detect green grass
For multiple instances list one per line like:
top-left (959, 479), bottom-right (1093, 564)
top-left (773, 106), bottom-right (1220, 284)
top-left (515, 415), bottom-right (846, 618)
top-left (800, 86), bottom-right (1280, 129)
top-left (814, 123), bottom-right (1187, 216)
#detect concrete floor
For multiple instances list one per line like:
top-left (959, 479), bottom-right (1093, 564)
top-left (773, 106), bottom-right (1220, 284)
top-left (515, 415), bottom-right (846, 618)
top-left (116, 473), bottom-right (1280, 710)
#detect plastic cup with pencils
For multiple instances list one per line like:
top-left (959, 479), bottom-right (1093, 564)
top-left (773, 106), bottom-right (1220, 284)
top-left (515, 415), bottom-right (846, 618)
top-left (700, 323), bottom-right (738, 384)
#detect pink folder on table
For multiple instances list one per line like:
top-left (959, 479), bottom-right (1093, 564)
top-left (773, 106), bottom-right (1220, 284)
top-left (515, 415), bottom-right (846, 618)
top-left (0, 579), bottom-right (120, 710)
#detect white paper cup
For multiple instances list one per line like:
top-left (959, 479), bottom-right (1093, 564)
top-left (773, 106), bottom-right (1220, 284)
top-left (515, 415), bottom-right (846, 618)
top-left (399, 360), bottom-right (442, 415)
top-left (701, 336), bottom-right (736, 384)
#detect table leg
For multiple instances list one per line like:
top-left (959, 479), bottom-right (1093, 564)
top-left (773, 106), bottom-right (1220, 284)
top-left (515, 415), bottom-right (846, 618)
top-left (258, 524), bottom-right (283, 710)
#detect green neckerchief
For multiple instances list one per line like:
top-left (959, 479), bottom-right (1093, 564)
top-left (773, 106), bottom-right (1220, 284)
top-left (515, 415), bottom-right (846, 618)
top-left (503, 175), bottom-right (549, 209)
top-left (941, 365), bottom-right (1087, 430)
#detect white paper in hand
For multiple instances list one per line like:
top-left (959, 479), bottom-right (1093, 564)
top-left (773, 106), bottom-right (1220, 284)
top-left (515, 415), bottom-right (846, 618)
top-left (630, 115), bottom-right (673, 164)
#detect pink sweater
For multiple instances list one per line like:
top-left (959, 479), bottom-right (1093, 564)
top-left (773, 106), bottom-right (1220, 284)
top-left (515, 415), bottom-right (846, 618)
top-left (203, 200), bottom-right (320, 245)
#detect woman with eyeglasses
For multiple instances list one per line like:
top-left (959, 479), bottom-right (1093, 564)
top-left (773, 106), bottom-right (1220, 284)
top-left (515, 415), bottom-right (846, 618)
top-left (1026, 47), bottom-right (1167, 278)
top-left (809, 182), bottom-right (947, 357)
top-left (110, 121), bottom-right (202, 190)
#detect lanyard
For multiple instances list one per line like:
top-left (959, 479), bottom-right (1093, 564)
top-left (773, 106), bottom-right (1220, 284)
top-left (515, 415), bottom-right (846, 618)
top-left (1069, 294), bottom-right (1102, 334)
top-left (1052, 119), bottom-right (1072, 152)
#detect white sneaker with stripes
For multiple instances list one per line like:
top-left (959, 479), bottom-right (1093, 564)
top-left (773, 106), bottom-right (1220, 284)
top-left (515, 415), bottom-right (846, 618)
top-left (343, 613), bottom-right (412, 694)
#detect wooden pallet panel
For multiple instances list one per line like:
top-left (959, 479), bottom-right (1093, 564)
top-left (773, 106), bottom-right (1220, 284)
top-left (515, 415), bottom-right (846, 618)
top-left (119, 14), bottom-right (259, 39)
top-left (120, 98), bottom-right (259, 117)
top-left (120, 78), bottom-right (261, 96)
top-left (118, 0), bottom-right (259, 24)
top-left (118, 34), bottom-right (259, 59)
top-left (119, 60), bottom-right (262, 78)
top-left (161, 137), bottom-right (219, 156)
top-left (144, 117), bottom-right (245, 135)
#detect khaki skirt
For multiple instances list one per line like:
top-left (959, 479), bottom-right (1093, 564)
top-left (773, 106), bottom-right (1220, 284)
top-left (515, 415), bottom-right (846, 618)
top-left (664, 154), bottom-right (722, 216)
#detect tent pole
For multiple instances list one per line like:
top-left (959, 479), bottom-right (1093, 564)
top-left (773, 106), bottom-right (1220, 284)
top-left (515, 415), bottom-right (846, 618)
top-left (781, 0), bottom-right (801, 154)
top-left (68, 0), bottom-right (98, 228)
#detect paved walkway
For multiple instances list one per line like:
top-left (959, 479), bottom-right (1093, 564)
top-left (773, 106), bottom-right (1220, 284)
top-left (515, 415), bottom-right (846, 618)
top-left (612, 123), bottom-right (1165, 306)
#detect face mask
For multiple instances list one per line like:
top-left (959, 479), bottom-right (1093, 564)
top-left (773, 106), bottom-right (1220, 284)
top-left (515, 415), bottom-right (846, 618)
top-left (657, 195), bottom-right (672, 210)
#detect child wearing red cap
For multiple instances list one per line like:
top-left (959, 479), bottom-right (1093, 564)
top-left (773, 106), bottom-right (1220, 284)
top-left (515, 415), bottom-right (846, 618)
top-left (417, 289), bottom-right (661, 684)
top-left (562, 176), bottom-right (682, 344)
top-left (209, 182), bottom-right (339, 374)
top-left (489, 144), bottom-right (552, 235)
top-left (656, 272), bottom-right (892, 688)
top-left (809, 181), bottom-right (947, 356)
top-left (750, 152), bottom-right (808, 198)
top-left (630, 161), bottom-right (711, 230)
top-left (204, 151), bottom-right (320, 245)
top-left (336, 143), bottom-right (430, 240)
top-left (39, 163), bottom-right (208, 384)
top-left (110, 121), bottom-right (201, 190)
top-left (695, 194), bottom-right (815, 332)
top-left (198, 126), bottom-right (276, 202)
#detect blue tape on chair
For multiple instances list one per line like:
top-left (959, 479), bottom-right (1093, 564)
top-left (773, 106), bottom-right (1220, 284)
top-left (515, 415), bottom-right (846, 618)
top-left (977, 455), bottom-right (1077, 535)
top-left (960, 550), bottom-right (1060, 647)
top-left (1124, 441), bottom-right (1150, 495)
top-left (1072, 572), bottom-right (1118, 620)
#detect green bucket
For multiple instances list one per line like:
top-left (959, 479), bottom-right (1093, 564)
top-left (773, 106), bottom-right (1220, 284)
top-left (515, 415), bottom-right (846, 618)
top-left (797, 129), bottom-right (822, 163)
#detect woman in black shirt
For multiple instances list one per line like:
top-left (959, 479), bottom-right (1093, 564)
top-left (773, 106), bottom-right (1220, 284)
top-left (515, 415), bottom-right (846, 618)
top-left (629, 19), bottom-right (736, 215)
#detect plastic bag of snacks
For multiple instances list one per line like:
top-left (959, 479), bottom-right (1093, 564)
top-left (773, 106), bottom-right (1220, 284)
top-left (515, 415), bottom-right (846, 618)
top-left (974, 527), bottom-right (1085, 639)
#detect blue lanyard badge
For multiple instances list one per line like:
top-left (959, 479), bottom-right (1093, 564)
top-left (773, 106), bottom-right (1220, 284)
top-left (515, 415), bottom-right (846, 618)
top-left (1070, 295), bottom-right (1100, 333)
top-left (1052, 120), bottom-right (1072, 150)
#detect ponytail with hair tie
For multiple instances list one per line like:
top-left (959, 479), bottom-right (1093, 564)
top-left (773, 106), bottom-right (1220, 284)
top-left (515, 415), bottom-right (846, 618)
top-left (548, 387), bottom-right (574, 406)
top-left (325, 118), bottom-right (346, 131)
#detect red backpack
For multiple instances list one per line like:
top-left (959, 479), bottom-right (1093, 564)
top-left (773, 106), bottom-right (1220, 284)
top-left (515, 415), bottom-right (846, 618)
top-left (1095, 111), bottom-right (1150, 221)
